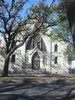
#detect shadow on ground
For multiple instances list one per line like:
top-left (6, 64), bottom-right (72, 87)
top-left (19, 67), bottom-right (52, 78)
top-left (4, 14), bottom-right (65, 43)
top-left (0, 77), bottom-right (75, 100)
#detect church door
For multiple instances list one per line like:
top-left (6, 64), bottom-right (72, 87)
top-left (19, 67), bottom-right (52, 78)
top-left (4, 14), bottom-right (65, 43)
top-left (32, 52), bottom-right (40, 70)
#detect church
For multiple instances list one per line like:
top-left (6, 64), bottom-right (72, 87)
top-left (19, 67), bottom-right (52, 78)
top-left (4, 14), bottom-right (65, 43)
top-left (0, 27), bottom-right (69, 75)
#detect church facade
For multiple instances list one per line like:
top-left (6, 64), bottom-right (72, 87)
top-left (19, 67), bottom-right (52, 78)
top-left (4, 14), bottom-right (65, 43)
top-left (0, 27), bottom-right (69, 75)
top-left (23, 33), bottom-right (69, 74)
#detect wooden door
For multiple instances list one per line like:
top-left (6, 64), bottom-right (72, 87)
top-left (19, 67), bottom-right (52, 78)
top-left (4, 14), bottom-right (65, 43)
top-left (32, 52), bottom-right (40, 70)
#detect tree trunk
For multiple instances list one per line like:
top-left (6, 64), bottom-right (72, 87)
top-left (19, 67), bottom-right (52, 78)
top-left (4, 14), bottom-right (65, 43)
top-left (2, 56), bottom-right (10, 77)
top-left (63, 0), bottom-right (75, 51)
top-left (72, 31), bottom-right (75, 52)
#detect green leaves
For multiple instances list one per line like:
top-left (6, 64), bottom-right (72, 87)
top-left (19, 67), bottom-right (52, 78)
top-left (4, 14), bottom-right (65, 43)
top-left (51, 24), bottom-right (69, 40)
top-left (65, 44), bottom-right (75, 63)
top-left (29, 0), bottom-right (53, 24)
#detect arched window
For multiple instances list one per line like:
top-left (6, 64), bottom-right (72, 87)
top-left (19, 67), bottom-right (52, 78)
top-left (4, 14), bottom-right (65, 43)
top-left (54, 57), bottom-right (58, 64)
top-left (26, 34), bottom-right (47, 51)
top-left (54, 44), bottom-right (58, 52)
top-left (32, 52), bottom-right (40, 69)
top-left (11, 54), bottom-right (15, 63)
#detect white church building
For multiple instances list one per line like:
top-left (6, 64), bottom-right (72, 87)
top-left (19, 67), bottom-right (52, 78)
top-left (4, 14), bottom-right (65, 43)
top-left (0, 27), bottom-right (69, 75)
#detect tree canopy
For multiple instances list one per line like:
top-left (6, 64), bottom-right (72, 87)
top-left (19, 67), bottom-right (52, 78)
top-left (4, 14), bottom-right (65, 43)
top-left (0, 0), bottom-right (71, 76)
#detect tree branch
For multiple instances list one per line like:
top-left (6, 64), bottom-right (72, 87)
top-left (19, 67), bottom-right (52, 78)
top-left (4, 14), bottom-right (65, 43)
top-left (49, 0), bottom-right (56, 8)
top-left (0, 16), bottom-right (8, 32)
top-left (10, 0), bottom-right (15, 11)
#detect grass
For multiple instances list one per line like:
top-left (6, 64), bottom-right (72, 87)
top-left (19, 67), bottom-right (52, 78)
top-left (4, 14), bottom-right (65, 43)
top-left (0, 73), bottom-right (74, 84)
top-left (0, 75), bottom-right (74, 84)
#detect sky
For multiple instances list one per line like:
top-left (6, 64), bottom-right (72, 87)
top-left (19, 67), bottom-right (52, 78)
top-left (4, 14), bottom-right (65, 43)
top-left (5, 0), bottom-right (54, 20)
top-left (0, 0), bottom-right (53, 38)
top-left (24, 0), bottom-right (58, 20)
top-left (5, 0), bottom-right (58, 16)
top-left (7, 0), bottom-right (51, 5)
top-left (7, 0), bottom-right (55, 9)
top-left (0, 0), bottom-right (59, 37)
top-left (25, 0), bottom-right (57, 9)
top-left (22, 0), bottom-right (51, 12)
top-left (4, 0), bottom-right (59, 17)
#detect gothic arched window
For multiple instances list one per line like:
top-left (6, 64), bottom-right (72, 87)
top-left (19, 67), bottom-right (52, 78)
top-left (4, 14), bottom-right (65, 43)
top-left (54, 57), bottom-right (58, 64)
top-left (54, 44), bottom-right (58, 52)
top-left (32, 52), bottom-right (40, 69)
top-left (26, 34), bottom-right (46, 51)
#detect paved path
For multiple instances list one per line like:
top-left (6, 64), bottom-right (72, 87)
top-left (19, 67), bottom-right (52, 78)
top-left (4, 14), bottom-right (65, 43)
top-left (0, 76), bottom-right (75, 100)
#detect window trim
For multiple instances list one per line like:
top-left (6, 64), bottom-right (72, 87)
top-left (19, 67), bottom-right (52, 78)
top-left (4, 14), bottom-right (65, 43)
top-left (54, 57), bottom-right (58, 64)
top-left (54, 44), bottom-right (58, 52)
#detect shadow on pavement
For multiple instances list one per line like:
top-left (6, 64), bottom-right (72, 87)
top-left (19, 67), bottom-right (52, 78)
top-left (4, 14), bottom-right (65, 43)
top-left (0, 78), bottom-right (75, 100)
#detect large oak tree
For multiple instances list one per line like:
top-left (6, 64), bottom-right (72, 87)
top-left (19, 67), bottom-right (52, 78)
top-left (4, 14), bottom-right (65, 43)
top-left (0, 0), bottom-right (58, 76)
top-left (0, 0), bottom-right (68, 76)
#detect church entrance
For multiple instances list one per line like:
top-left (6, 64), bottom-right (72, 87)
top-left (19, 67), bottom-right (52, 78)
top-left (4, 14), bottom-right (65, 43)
top-left (32, 52), bottom-right (40, 70)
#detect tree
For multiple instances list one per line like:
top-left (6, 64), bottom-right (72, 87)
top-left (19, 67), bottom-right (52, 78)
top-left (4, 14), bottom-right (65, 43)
top-left (49, 0), bottom-right (71, 43)
top-left (63, 0), bottom-right (75, 51)
top-left (0, 0), bottom-right (69, 76)
top-left (65, 44), bottom-right (75, 63)
top-left (0, 0), bottom-right (30, 76)
top-left (0, 0), bottom-right (61, 76)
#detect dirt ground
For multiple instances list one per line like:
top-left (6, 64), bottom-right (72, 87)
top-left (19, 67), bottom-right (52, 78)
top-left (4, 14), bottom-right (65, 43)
top-left (0, 74), bottom-right (75, 100)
